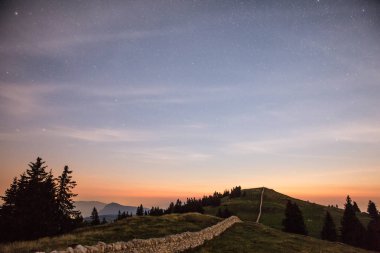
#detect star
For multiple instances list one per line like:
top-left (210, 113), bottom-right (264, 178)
top-left (14, 11), bottom-right (18, 16)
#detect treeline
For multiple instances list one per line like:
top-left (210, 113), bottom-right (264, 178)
top-left (118, 186), bottom-right (243, 218)
top-left (282, 196), bottom-right (380, 251)
top-left (0, 157), bottom-right (82, 242)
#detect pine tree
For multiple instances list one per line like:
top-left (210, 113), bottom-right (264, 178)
top-left (321, 211), bottom-right (337, 241)
top-left (91, 207), bottom-right (100, 225)
top-left (282, 200), bottom-right (308, 235)
top-left (341, 195), bottom-right (365, 247)
top-left (366, 200), bottom-right (380, 251)
top-left (367, 201), bottom-right (379, 220)
top-left (353, 201), bottom-right (361, 213)
top-left (136, 204), bottom-right (144, 216)
top-left (173, 199), bottom-right (182, 213)
top-left (230, 186), bottom-right (242, 198)
top-left (24, 159), bottom-right (58, 239)
top-left (165, 202), bottom-right (174, 214)
top-left (101, 217), bottom-right (107, 224)
top-left (0, 178), bottom-right (19, 241)
top-left (57, 166), bottom-right (81, 232)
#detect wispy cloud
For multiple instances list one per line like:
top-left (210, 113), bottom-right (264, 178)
top-left (0, 82), bottom-right (62, 117)
top-left (49, 127), bottom-right (157, 143)
top-left (113, 147), bottom-right (213, 162)
top-left (230, 123), bottom-right (380, 156)
top-left (0, 126), bottom-right (157, 143)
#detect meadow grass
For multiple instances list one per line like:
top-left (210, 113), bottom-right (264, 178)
top-left (186, 221), bottom-right (374, 253)
top-left (0, 213), bottom-right (220, 253)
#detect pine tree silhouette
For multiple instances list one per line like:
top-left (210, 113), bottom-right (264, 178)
top-left (366, 200), bottom-right (380, 251)
top-left (91, 207), bottom-right (100, 225)
top-left (341, 196), bottom-right (365, 247)
top-left (367, 201), bottom-right (379, 219)
top-left (353, 201), bottom-right (361, 213)
top-left (282, 200), bottom-right (308, 235)
top-left (321, 211), bottom-right (337, 241)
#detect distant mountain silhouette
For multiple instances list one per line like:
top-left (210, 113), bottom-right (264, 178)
top-left (99, 202), bottom-right (140, 216)
top-left (75, 201), bottom-right (107, 217)
top-left (75, 201), bottom-right (146, 218)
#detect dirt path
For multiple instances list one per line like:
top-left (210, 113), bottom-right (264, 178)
top-left (256, 187), bottom-right (264, 223)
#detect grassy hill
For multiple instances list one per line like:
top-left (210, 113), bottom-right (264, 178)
top-left (1, 188), bottom-right (374, 253)
top-left (1, 211), bottom-right (373, 253)
top-left (204, 187), bottom-right (371, 238)
top-left (186, 221), bottom-right (373, 253)
top-left (0, 213), bottom-right (220, 253)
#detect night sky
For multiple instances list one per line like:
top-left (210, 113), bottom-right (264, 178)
top-left (1, 0), bottom-right (379, 209)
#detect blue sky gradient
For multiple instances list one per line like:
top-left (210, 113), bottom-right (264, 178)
top-left (1, 0), bottom-right (379, 209)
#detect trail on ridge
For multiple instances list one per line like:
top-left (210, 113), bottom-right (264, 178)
top-left (256, 187), bottom-right (264, 223)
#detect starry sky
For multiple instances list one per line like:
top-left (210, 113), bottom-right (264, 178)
top-left (1, 0), bottom-right (379, 209)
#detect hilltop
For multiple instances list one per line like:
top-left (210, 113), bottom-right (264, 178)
top-left (204, 187), bottom-right (371, 238)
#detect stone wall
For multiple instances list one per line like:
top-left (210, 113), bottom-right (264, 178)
top-left (47, 216), bottom-right (241, 253)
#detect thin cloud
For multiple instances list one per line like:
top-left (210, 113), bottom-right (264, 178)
top-left (230, 123), bottom-right (380, 155)
top-left (0, 82), bottom-right (62, 117)
top-left (51, 127), bottom-right (157, 143)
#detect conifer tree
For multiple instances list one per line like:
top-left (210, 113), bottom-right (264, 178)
top-left (136, 204), bottom-right (144, 216)
top-left (230, 186), bottom-right (242, 198)
top-left (90, 207), bottom-right (100, 225)
top-left (353, 201), bottom-right (361, 213)
top-left (165, 202), bottom-right (175, 214)
top-left (321, 211), bottom-right (337, 241)
top-left (173, 199), bottom-right (182, 213)
top-left (341, 195), bottom-right (365, 247)
top-left (366, 200), bottom-right (380, 251)
top-left (24, 159), bottom-right (58, 239)
top-left (367, 201), bottom-right (379, 220)
top-left (282, 200), bottom-right (308, 235)
top-left (101, 217), bottom-right (107, 224)
top-left (57, 166), bottom-right (81, 232)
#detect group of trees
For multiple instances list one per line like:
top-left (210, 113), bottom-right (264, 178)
top-left (345, 197), bottom-right (380, 251)
top-left (117, 210), bottom-right (132, 220)
top-left (283, 196), bottom-right (380, 251)
top-left (164, 198), bottom-right (205, 214)
top-left (115, 186), bottom-right (243, 219)
top-left (229, 186), bottom-right (242, 198)
top-left (136, 204), bottom-right (147, 216)
top-left (164, 186), bottom-right (243, 215)
top-left (200, 192), bottom-right (222, 207)
top-left (0, 157), bottom-right (82, 242)
top-left (149, 206), bottom-right (165, 216)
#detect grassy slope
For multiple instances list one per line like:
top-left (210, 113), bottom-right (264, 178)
top-left (1, 188), bottom-right (373, 253)
top-left (187, 221), bottom-right (374, 253)
top-left (0, 213), bottom-right (220, 253)
top-left (204, 187), bottom-right (371, 238)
